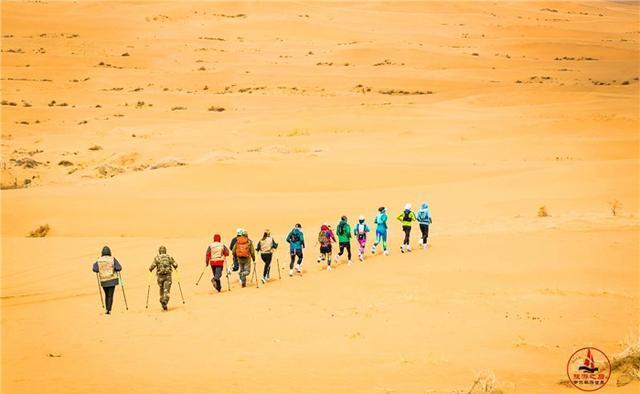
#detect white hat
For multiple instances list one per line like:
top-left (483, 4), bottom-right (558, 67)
top-left (404, 203), bottom-right (412, 210)
top-left (358, 215), bottom-right (365, 221)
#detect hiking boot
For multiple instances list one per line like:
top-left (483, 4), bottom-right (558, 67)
top-left (327, 265), bottom-right (332, 271)
top-left (295, 264), bottom-right (301, 273)
top-left (106, 310), bottom-right (111, 315)
top-left (359, 254), bottom-right (364, 262)
top-left (289, 269), bottom-right (293, 276)
top-left (400, 245), bottom-right (405, 253)
top-left (348, 260), bottom-right (352, 266)
top-left (241, 281), bottom-right (246, 288)
top-left (261, 277), bottom-right (266, 284)
top-left (407, 245), bottom-right (412, 252)
top-left (371, 246), bottom-right (376, 254)
top-left (383, 250), bottom-right (389, 256)
top-left (162, 304), bottom-right (168, 311)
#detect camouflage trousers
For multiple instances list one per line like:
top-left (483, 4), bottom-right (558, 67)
top-left (157, 274), bottom-right (172, 305)
top-left (238, 262), bottom-right (251, 285)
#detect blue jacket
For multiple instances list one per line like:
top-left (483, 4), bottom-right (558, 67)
top-left (417, 203), bottom-right (432, 225)
top-left (374, 211), bottom-right (388, 233)
top-left (286, 228), bottom-right (305, 250)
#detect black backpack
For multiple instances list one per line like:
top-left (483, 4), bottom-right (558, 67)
top-left (403, 211), bottom-right (412, 222)
top-left (337, 222), bottom-right (347, 236)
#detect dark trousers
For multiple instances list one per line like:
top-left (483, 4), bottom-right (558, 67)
top-left (211, 265), bottom-right (223, 291)
top-left (338, 242), bottom-right (351, 260)
top-left (232, 257), bottom-right (239, 272)
top-left (261, 253), bottom-right (273, 278)
top-left (103, 285), bottom-right (115, 312)
top-left (290, 249), bottom-right (303, 268)
top-left (419, 224), bottom-right (429, 243)
top-left (402, 226), bottom-right (412, 245)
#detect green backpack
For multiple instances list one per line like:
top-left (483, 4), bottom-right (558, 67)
top-left (156, 255), bottom-right (173, 275)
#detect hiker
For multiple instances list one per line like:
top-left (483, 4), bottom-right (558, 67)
top-left (336, 215), bottom-right (353, 265)
top-left (417, 202), bottom-right (432, 249)
top-left (92, 246), bottom-right (122, 314)
top-left (286, 224), bottom-right (305, 276)
top-left (148, 246), bottom-right (178, 310)
top-left (229, 228), bottom-right (243, 273)
top-left (353, 215), bottom-right (371, 261)
top-left (206, 234), bottom-right (230, 292)
top-left (256, 229), bottom-right (278, 283)
top-left (397, 203), bottom-right (417, 252)
top-left (232, 229), bottom-right (255, 287)
top-left (372, 207), bottom-right (389, 256)
top-left (317, 224), bottom-right (337, 270)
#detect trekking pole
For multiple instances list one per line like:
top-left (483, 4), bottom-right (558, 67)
top-left (117, 272), bottom-right (129, 310)
top-left (225, 259), bottom-right (231, 292)
top-left (96, 273), bottom-right (105, 309)
top-left (145, 271), bottom-right (152, 309)
top-left (250, 262), bottom-right (257, 285)
top-left (254, 261), bottom-right (259, 288)
top-left (276, 257), bottom-right (282, 280)
top-left (196, 265), bottom-right (207, 286)
top-left (175, 269), bottom-right (186, 304)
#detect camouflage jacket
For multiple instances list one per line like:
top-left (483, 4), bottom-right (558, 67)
top-left (150, 254), bottom-right (178, 275)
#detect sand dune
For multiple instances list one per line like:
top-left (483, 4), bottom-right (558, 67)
top-left (1, 1), bottom-right (638, 393)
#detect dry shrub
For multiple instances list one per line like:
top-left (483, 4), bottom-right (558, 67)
top-left (88, 145), bottom-right (102, 151)
top-left (538, 206), bottom-right (549, 217)
top-left (468, 371), bottom-right (503, 393)
top-left (29, 224), bottom-right (50, 237)
top-left (612, 335), bottom-right (640, 386)
top-left (609, 199), bottom-right (621, 216)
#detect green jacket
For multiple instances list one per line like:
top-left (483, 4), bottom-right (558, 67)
top-left (336, 221), bottom-right (352, 243)
top-left (397, 210), bottom-right (417, 227)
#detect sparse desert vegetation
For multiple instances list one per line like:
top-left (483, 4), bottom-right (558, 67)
top-left (28, 224), bottom-right (50, 237)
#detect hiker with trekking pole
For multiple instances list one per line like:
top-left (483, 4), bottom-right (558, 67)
top-left (148, 245), bottom-right (179, 311)
top-left (204, 234), bottom-right (230, 292)
top-left (231, 229), bottom-right (256, 288)
top-left (92, 245), bottom-right (123, 315)
top-left (256, 229), bottom-right (278, 284)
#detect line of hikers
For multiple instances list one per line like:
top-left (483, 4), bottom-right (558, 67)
top-left (92, 202), bottom-right (432, 313)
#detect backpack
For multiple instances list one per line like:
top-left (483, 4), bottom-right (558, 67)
top-left (337, 222), bottom-right (347, 236)
top-left (156, 254), bottom-right (173, 275)
top-left (318, 230), bottom-right (330, 246)
top-left (236, 236), bottom-right (250, 258)
top-left (288, 230), bottom-right (301, 244)
top-left (260, 237), bottom-right (274, 253)
top-left (97, 256), bottom-right (117, 282)
top-left (403, 211), bottom-right (412, 222)
top-left (356, 223), bottom-right (367, 235)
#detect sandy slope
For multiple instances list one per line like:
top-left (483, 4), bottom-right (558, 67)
top-left (1, 1), bottom-right (639, 393)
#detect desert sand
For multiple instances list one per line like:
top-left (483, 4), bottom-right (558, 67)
top-left (1, 1), bottom-right (639, 393)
